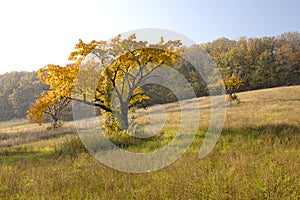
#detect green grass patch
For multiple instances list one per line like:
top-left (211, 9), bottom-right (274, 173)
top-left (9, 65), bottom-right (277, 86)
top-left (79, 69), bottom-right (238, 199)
top-left (0, 123), bottom-right (298, 199)
top-left (0, 86), bottom-right (299, 199)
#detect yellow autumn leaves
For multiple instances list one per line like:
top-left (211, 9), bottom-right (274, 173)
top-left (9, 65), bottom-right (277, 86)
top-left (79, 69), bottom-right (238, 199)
top-left (28, 34), bottom-right (184, 126)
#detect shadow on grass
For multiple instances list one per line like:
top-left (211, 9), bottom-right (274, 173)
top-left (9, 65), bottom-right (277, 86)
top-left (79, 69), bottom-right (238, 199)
top-left (0, 123), bottom-right (298, 163)
top-left (221, 123), bottom-right (299, 138)
top-left (0, 149), bottom-right (53, 164)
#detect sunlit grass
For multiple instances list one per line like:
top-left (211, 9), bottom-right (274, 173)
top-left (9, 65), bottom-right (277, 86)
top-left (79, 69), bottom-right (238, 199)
top-left (0, 124), bottom-right (299, 199)
top-left (0, 86), bottom-right (299, 199)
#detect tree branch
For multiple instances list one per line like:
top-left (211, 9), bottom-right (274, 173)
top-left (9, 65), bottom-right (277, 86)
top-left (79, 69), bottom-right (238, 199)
top-left (67, 97), bottom-right (112, 112)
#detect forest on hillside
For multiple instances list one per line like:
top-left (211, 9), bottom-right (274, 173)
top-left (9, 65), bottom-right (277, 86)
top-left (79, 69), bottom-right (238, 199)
top-left (0, 31), bottom-right (299, 122)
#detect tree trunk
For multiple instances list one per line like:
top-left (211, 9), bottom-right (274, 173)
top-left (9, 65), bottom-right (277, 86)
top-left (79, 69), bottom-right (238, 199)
top-left (119, 103), bottom-right (129, 130)
top-left (51, 115), bottom-right (59, 129)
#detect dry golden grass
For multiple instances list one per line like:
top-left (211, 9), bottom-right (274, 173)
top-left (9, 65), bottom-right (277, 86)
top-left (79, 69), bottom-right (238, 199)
top-left (133, 85), bottom-right (300, 132)
top-left (224, 86), bottom-right (300, 127)
top-left (0, 86), bottom-right (299, 199)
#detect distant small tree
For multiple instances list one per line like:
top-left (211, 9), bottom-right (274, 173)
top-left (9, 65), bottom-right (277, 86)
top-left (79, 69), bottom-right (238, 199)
top-left (27, 91), bottom-right (70, 128)
top-left (202, 37), bottom-right (246, 103)
top-left (222, 73), bottom-right (244, 103)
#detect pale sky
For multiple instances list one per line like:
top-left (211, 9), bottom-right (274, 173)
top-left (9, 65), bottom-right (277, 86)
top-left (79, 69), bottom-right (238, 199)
top-left (0, 0), bottom-right (299, 75)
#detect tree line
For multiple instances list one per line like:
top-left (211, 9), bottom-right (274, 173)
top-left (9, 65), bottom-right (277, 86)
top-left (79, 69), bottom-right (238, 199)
top-left (136, 31), bottom-right (300, 106)
top-left (202, 31), bottom-right (300, 91)
top-left (0, 31), bottom-right (299, 123)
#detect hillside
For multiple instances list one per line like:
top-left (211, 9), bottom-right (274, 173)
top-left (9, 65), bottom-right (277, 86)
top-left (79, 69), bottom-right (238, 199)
top-left (0, 85), bottom-right (299, 151)
top-left (0, 86), bottom-right (299, 199)
top-left (1, 32), bottom-right (300, 124)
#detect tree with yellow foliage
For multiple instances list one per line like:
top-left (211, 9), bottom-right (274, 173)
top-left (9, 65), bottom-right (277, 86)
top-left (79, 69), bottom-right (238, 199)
top-left (222, 73), bottom-right (244, 103)
top-left (28, 34), bottom-right (183, 130)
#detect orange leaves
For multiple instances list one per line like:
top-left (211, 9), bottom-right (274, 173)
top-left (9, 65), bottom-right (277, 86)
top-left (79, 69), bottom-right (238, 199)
top-left (28, 64), bottom-right (79, 124)
top-left (129, 87), bottom-right (149, 106)
top-left (29, 33), bottom-right (184, 126)
top-left (27, 91), bottom-right (54, 125)
top-left (40, 64), bottom-right (79, 99)
top-left (224, 73), bottom-right (244, 91)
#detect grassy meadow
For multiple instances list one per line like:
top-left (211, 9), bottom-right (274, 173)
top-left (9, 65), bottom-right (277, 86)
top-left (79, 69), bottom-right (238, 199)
top-left (0, 86), bottom-right (299, 199)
